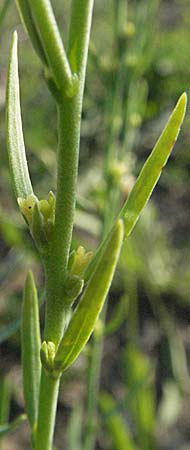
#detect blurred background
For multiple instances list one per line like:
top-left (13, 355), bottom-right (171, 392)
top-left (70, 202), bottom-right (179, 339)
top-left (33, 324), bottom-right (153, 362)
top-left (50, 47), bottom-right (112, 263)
top-left (0, 0), bottom-right (190, 449)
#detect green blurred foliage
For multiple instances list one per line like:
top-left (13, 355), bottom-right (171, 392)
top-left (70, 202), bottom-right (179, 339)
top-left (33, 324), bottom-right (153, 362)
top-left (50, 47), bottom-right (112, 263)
top-left (0, 1), bottom-right (190, 449)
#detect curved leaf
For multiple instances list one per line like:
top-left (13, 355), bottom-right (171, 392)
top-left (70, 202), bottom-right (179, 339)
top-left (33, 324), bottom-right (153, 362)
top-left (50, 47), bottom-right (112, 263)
top-left (22, 271), bottom-right (41, 429)
top-left (85, 93), bottom-right (187, 282)
top-left (54, 219), bottom-right (124, 373)
top-left (120, 92), bottom-right (187, 237)
top-left (6, 31), bottom-right (33, 198)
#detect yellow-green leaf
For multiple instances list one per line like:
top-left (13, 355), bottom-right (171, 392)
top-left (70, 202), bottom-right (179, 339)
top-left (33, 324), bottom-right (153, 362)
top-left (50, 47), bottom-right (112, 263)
top-left (85, 93), bottom-right (187, 282)
top-left (54, 219), bottom-right (124, 373)
top-left (6, 31), bottom-right (33, 198)
top-left (120, 92), bottom-right (187, 237)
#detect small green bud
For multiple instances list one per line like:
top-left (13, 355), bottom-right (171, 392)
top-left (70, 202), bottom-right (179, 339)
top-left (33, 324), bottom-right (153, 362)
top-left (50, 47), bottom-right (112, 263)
top-left (70, 246), bottom-right (93, 277)
top-left (40, 341), bottom-right (56, 372)
top-left (39, 191), bottom-right (55, 222)
top-left (47, 190), bottom-right (56, 208)
top-left (39, 199), bottom-right (52, 220)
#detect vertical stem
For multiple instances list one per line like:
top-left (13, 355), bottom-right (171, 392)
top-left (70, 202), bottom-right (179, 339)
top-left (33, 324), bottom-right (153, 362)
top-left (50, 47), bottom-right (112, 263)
top-left (35, 2), bottom-right (94, 449)
top-left (34, 370), bottom-right (59, 450)
top-left (27, 0), bottom-right (73, 90)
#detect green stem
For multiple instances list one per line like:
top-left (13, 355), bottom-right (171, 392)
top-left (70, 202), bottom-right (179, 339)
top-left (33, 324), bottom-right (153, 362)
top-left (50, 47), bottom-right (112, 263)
top-left (34, 2), bottom-right (94, 449)
top-left (16, 0), bottom-right (48, 66)
top-left (27, 0), bottom-right (73, 91)
top-left (34, 370), bottom-right (59, 450)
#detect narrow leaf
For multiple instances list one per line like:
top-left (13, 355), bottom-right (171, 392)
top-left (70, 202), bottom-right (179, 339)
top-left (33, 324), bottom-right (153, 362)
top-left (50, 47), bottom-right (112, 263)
top-left (0, 414), bottom-right (26, 438)
top-left (85, 93), bottom-right (187, 282)
top-left (120, 92), bottom-right (187, 237)
top-left (22, 271), bottom-right (41, 429)
top-left (54, 219), bottom-right (124, 373)
top-left (6, 31), bottom-right (33, 198)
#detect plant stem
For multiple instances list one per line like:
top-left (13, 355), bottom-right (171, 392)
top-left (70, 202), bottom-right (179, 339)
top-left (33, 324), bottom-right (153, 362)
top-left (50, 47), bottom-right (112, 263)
top-left (34, 2), bottom-right (94, 448)
top-left (27, 0), bottom-right (73, 91)
top-left (34, 370), bottom-right (59, 450)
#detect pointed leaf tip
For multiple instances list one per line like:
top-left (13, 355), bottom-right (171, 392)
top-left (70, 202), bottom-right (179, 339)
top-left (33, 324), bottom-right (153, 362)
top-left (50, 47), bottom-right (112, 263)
top-left (176, 92), bottom-right (187, 121)
top-left (12, 30), bottom-right (18, 45)
top-left (25, 270), bottom-right (35, 290)
top-left (120, 92), bottom-right (187, 238)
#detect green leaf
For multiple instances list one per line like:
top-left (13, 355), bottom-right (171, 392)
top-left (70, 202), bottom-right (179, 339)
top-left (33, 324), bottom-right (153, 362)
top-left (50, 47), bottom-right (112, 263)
top-left (120, 92), bottom-right (187, 237)
top-left (85, 93), bottom-right (187, 282)
top-left (22, 271), bottom-right (41, 429)
top-left (16, 0), bottom-right (48, 66)
top-left (6, 31), bottom-right (33, 198)
top-left (99, 392), bottom-right (139, 450)
top-left (0, 414), bottom-right (26, 438)
top-left (54, 219), bottom-right (124, 373)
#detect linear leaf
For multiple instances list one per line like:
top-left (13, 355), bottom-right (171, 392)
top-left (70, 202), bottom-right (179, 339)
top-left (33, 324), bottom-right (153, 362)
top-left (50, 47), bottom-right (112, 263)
top-left (84, 93), bottom-right (187, 282)
top-left (22, 271), bottom-right (41, 429)
top-left (6, 31), bottom-right (33, 198)
top-left (54, 219), bottom-right (124, 373)
top-left (120, 92), bottom-right (187, 237)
